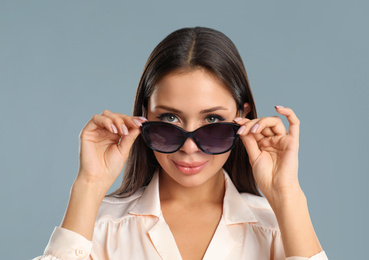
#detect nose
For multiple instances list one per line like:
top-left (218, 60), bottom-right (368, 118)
top-left (179, 137), bottom-right (200, 154)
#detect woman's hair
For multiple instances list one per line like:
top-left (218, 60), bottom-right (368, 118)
top-left (109, 26), bottom-right (261, 197)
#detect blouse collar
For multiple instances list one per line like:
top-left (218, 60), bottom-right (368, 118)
top-left (130, 169), bottom-right (258, 225)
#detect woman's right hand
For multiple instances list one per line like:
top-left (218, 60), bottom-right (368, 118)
top-left (61, 110), bottom-right (147, 240)
top-left (76, 110), bottom-right (147, 194)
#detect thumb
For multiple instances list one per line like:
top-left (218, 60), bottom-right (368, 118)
top-left (239, 133), bottom-right (261, 167)
top-left (117, 128), bottom-right (141, 161)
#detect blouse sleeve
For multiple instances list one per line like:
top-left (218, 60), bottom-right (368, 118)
top-left (286, 251), bottom-right (328, 260)
top-left (32, 227), bottom-right (93, 260)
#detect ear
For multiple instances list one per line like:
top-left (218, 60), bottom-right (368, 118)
top-left (238, 103), bottom-right (251, 117)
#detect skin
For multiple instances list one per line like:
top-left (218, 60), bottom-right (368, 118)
top-left (147, 70), bottom-right (240, 259)
top-left (61, 69), bottom-right (322, 259)
top-left (147, 69), bottom-right (237, 196)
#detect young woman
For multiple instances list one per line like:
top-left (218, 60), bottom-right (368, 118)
top-left (34, 27), bottom-right (328, 260)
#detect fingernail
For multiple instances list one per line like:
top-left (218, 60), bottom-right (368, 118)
top-left (133, 119), bottom-right (142, 127)
top-left (251, 123), bottom-right (259, 133)
top-left (139, 116), bottom-right (148, 122)
top-left (111, 124), bottom-right (118, 134)
top-left (275, 105), bottom-right (284, 109)
top-left (233, 117), bottom-right (243, 122)
top-left (237, 125), bottom-right (246, 135)
top-left (122, 124), bottom-right (129, 135)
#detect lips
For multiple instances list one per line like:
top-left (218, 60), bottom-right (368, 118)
top-left (172, 160), bottom-right (208, 175)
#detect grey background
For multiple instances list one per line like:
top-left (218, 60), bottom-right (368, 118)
top-left (1, 0), bottom-right (368, 259)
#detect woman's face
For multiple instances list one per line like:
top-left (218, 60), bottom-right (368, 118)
top-left (147, 69), bottom-right (239, 188)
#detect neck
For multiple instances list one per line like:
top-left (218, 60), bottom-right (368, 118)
top-left (158, 168), bottom-right (225, 207)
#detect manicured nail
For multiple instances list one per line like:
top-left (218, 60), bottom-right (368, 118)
top-left (233, 117), bottom-right (243, 122)
top-left (139, 116), bottom-right (148, 122)
top-left (236, 125), bottom-right (246, 135)
top-left (251, 124), bottom-right (259, 133)
top-left (122, 124), bottom-right (129, 135)
top-left (111, 124), bottom-right (118, 134)
top-left (275, 105), bottom-right (284, 109)
top-left (133, 119), bottom-right (142, 127)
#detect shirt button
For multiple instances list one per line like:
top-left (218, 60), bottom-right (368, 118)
top-left (75, 248), bottom-right (87, 258)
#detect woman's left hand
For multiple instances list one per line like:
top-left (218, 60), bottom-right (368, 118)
top-left (234, 106), bottom-right (301, 205)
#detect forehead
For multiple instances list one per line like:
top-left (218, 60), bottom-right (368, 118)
top-left (149, 70), bottom-right (237, 111)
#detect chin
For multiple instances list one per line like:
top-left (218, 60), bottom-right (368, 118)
top-left (155, 150), bottom-right (230, 189)
top-left (161, 165), bottom-right (223, 189)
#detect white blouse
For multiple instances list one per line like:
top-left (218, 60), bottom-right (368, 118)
top-left (33, 170), bottom-right (328, 260)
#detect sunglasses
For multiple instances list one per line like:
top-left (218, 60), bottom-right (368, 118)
top-left (141, 121), bottom-right (241, 155)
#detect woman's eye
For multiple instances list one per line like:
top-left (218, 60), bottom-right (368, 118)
top-left (158, 114), bottom-right (178, 123)
top-left (205, 115), bottom-right (224, 123)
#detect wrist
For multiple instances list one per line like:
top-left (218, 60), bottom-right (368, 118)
top-left (267, 188), bottom-right (322, 257)
top-left (72, 177), bottom-right (108, 203)
top-left (61, 178), bottom-right (106, 240)
top-left (266, 186), bottom-right (306, 212)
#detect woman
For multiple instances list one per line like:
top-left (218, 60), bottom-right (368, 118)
top-left (35, 27), bottom-right (328, 259)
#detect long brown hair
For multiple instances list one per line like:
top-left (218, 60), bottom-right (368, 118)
top-left (109, 27), bottom-right (260, 197)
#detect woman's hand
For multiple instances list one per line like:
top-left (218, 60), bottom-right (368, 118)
top-left (235, 106), bottom-right (323, 257)
top-left (61, 110), bottom-right (147, 240)
top-left (76, 110), bottom-right (147, 194)
top-left (234, 106), bottom-right (300, 205)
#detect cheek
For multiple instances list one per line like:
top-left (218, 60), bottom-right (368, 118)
top-left (153, 152), bottom-right (171, 167)
top-left (210, 152), bottom-right (231, 167)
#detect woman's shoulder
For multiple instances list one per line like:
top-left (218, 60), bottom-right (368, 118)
top-left (95, 188), bottom-right (145, 224)
top-left (239, 192), bottom-right (280, 231)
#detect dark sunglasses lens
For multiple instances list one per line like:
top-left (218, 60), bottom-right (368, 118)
top-left (144, 123), bottom-right (184, 153)
top-left (196, 124), bottom-right (237, 154)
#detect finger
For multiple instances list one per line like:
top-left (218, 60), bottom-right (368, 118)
top-left (116, 116), bottom-right (147, 156)
top-left (101, 110), bottom-right (133, 134)
top-left (101, 111), bottom-right (129, 136)
top-left (236, 118), bottom-right (260, 135)
top-left (246, 128), bottom-right (274, 143)
top-left (108, 114), bottom-right (145, 136)
top-left (275, 106), bottom-right (300, 137)
top-left (236, 117), bottom-right (280, 137)
top-left (117, 127), bottom-right (141, 158)
top-left (236, 119), bottom-right (263, 165)
top-left (251, 132), bottom-right (268, 143)
top-left (260, 127), bottom-right (275, 137)
top-left (250, 116), bottom-right (287, 136)
top-left (124, 116), bottom-right (148, 134)
top-left (101, 110), bottom-right (147, 135)
top-left (239, 133), bottom-right (261, 166)
top-left (83, 114), bottom-right (117, 134)
top-left (235, 117), bottom-right (274, 141)
top-left (233, 117), bottom-right (250, 125)
top-left (103, 112), bottom-right (147, 151)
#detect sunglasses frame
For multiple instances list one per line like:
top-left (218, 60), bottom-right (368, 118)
top-left (141, 121), bottom-right (241, 155)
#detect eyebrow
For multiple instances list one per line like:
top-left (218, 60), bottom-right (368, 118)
top-left (154, 105), bottom-right (228, 114)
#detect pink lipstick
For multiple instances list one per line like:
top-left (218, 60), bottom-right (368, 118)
top-left (173, 160), bottom-right (208, 175)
